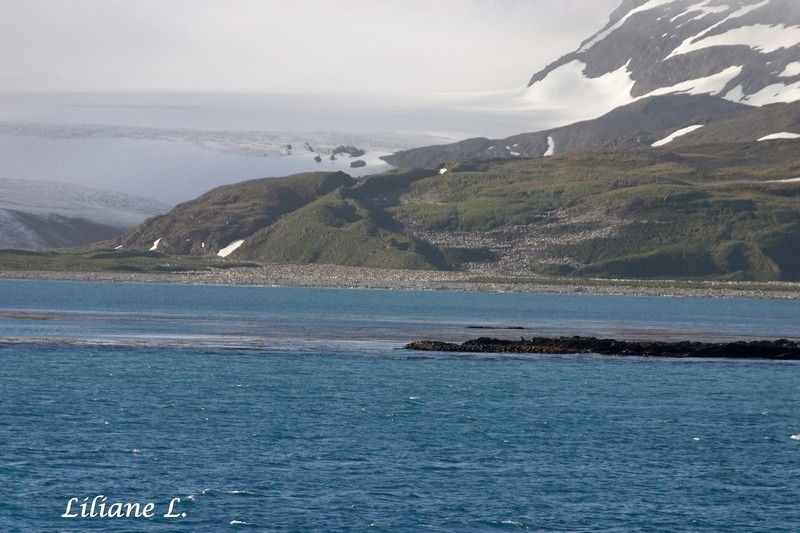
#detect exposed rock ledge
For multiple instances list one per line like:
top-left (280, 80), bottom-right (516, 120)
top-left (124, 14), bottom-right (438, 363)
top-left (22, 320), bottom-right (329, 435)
top-left (405, 337), bottom-right (800, 360)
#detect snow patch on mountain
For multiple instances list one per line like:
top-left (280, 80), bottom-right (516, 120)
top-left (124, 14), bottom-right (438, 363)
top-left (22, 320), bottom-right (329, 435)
top-left (518, 59), bottom-right (743, 121)
top-left (728, 80), bottom-right (800, 105)
top-left (650, 65), bottom-right (744, 97)
top-left (671, 1), bottom-right (729, 23)
top-left (757, 132), bottom-right (800, 141)
top-left (780, 62), bottom-right (800, 77)
top-left (668, 24), bottom-right (800, 58)
top-left (518, 60), bottom-right (636, 119)
top-left (665, 0), bottom-right (774, 58)
top-left (766, 177), bottom-right (800, 183)
top-left (544, 136), bottom-right (556, 156)
top-left (652, 124), bottom-right (704, 147)
top-left (217, 239), bottom-right (245, 258)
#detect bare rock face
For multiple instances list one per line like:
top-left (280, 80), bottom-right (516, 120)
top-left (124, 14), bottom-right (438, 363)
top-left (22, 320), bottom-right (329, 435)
top-left (333, 145), bottom-right (366, 158)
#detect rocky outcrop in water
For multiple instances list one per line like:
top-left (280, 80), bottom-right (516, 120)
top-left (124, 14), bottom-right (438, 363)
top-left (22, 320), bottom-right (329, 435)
top-left (405, 336), bottom-right (800, 360)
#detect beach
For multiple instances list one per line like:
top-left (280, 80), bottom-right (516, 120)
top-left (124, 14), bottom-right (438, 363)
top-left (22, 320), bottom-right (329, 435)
top-left (2, 263), bottom-right (799, 299)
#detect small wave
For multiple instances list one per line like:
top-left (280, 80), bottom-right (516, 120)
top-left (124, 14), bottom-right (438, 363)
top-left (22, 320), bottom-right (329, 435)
top-left (132, 448), bottom-right (141, 454)
top-left (230, 519), bottom-right (251, 525)
top-left (199, 487), bottom-right (256, 497)
top-left (408, 396), bottom-right (420, 401)
top-left (791, 434), bottom-right (800, 441)
top-left (466, 325), bottom-right (526, 330)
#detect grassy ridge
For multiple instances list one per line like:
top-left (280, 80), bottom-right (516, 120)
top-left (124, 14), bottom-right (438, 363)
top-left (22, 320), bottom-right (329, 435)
top-left (118, 171), bottom-right (354, 255)
top-left (237, 188), bottom-right (449, 270)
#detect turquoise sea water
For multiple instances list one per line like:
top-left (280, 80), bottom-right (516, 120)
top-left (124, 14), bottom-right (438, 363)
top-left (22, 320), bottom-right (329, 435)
top-left (1, 280), bottom-right (799, 531)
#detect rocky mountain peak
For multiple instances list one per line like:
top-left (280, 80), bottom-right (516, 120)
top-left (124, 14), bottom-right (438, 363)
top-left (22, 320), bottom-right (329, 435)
top-left (523, 0), bottom-right (800, 123)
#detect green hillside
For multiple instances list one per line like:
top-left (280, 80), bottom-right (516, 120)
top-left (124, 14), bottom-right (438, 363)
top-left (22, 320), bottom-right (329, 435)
top-left (118, 171), bottom-right (354, 255)
top-left (236, 187), bottom-right (449, 270)
top-left (3, 140), bottom-right (800, 281)
top-left (238, 141), bottom-right (800, 280)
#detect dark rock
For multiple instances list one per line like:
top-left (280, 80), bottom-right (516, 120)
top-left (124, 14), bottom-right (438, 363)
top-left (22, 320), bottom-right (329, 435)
top-left (333, 145), bottom-right (366, 158)
top-left (405, 336), bottom-right (800, 360)
top-left (350, 160), bottom-right (367, 168)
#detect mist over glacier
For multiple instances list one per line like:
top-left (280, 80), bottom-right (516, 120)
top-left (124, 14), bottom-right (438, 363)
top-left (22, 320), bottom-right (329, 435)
top-left (0, 91), bottom-right (554, 204)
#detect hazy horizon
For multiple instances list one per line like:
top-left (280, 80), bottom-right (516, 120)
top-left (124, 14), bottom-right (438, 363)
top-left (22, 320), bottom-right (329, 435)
top-left (0, 0), bottom-right (624, 203)
top-left (0, 91), bottom-right (559, 203)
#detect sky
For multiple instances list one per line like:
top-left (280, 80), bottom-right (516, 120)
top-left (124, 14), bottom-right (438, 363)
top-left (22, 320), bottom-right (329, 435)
top-left (0, 0), bottom-right (622, 95)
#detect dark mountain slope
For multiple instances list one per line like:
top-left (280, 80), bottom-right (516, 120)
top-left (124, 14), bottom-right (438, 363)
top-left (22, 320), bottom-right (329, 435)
top-left (658, 100), bottom-right (800, 147)
top-left (0, 210), bottom-right (128, 248)
top-left (0, 178), bottom-right (169, 249)
top-left (382, 94), bottom-right (750, 168)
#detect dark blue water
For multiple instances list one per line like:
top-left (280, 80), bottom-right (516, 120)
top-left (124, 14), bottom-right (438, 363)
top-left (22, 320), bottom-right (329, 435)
top-left (1, 280), bottom-right (799, 531)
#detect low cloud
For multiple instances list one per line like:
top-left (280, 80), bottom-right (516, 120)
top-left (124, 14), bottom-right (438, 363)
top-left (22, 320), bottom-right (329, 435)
top-left (0, 0), bottom-right (620, 94)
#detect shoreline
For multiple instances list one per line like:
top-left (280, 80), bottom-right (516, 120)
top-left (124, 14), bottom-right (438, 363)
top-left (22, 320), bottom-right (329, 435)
top-left (1, 264), bottom-right (800, 299)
